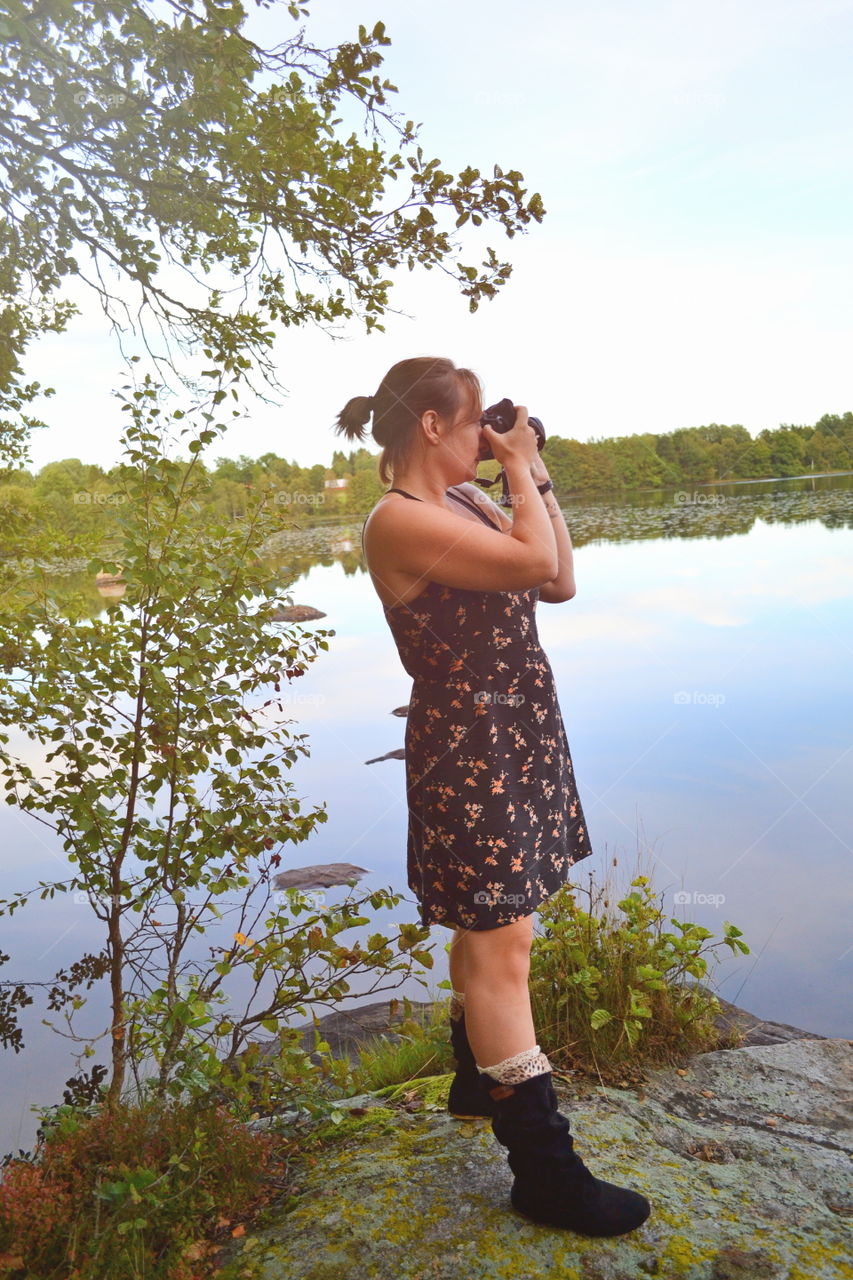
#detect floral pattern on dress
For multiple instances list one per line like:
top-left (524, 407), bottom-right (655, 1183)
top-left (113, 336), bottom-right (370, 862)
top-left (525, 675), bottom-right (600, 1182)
top-left (382, 578), bottom-right (594, 930)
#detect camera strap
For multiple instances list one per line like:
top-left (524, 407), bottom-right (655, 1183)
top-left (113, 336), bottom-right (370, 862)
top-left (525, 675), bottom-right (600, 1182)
top-left (472, 469), bottom-right (513, 506)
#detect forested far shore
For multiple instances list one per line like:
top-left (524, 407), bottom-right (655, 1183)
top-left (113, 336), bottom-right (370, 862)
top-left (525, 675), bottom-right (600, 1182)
top-left (1, 412), bottom-right (850, 552)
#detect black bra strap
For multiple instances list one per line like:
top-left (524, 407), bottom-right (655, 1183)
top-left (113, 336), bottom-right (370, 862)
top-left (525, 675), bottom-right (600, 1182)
top-left (362, 488), bottom-right (421, 551)
top-left (387, 485), bottom-right (497, 530)
top-left (363, 485), bottom-right (498, 549)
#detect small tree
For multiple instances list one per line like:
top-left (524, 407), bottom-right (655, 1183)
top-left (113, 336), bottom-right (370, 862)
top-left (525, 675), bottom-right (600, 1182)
top-left (0, 366), bottom-right (433, 1114)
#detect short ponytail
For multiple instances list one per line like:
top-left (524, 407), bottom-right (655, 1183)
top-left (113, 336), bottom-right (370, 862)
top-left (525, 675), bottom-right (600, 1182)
top-left (334, 395), bottom-right (374, 442)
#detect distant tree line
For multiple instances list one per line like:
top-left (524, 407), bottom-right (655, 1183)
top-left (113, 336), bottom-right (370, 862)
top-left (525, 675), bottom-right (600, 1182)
top-left (540, 412), bottom-right (852, 493)
top-left (1, 413), bottom-right (850, 553)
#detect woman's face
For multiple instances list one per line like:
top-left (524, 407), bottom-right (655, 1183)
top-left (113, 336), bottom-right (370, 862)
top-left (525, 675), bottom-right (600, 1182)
top-left (443, 390), bottom-right (485, 475)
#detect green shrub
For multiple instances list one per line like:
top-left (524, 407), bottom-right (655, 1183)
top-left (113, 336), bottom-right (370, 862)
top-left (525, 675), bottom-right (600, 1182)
top-left (530, 865), bottom-right (749, 1083)
top-left (0, 1095), bottom-right (282, 1279)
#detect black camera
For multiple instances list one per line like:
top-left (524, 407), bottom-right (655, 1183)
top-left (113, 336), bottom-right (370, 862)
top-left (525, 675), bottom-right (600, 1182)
top-left (478, 398), bottom-right (546, 462)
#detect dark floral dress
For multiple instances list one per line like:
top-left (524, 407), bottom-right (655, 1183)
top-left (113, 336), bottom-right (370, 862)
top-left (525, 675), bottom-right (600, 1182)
top-left (364, 486), bottom-right (594, 931)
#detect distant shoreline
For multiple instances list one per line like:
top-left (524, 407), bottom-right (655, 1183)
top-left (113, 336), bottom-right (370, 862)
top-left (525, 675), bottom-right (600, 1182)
top-left (559, 467), bottom-right (853, 502)
top-left (655, 468), bottom-right (853, 490)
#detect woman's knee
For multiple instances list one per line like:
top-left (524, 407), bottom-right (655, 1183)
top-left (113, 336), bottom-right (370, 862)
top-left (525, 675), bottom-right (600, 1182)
top-left (465, 913), bottom-right (534, 981)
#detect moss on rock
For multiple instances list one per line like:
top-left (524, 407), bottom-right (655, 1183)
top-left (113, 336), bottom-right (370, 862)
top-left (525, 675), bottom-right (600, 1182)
top-left (222, 1040), bottom-right (853, 1280)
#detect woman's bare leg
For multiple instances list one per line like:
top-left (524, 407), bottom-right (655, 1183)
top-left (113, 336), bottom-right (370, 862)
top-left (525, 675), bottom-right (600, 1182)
top-left (462, 914), bottom-right (537, 1067)
top-left (448, 926), bottom-right (468, 999)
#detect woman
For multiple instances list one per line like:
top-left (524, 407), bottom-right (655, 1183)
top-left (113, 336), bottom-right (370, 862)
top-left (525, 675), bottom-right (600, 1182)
top-left (335, 356), bottom-right (650, 1238)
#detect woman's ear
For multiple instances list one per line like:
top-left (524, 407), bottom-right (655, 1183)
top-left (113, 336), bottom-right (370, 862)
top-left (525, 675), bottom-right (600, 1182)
top-left (418, 409), bottom-right (441, 444)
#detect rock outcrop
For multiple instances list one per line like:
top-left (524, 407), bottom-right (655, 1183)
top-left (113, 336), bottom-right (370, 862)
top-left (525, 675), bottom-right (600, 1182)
top-left (270, 604), bottom-right (327, 621)
top-left (219, 994), bottom-right (852, 1278)
top-left (271, 863), bottom-right (370, 893)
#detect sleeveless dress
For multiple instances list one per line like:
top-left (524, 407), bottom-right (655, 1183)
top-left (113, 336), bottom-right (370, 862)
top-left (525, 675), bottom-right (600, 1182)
top-left (363, 486), bottom-right (594, 931)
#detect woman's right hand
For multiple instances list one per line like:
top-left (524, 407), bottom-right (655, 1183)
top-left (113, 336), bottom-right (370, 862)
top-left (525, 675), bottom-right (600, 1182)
top-left (481, 404), bottom-right (540, 468)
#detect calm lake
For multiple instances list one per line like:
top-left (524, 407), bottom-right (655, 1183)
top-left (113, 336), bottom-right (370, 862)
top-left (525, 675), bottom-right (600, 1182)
top-left (2, 471), bottom-right (852, 1155)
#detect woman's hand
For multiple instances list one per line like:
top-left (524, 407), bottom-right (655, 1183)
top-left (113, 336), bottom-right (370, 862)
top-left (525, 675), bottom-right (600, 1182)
top-left (481, 404), bottom-right (540, 469)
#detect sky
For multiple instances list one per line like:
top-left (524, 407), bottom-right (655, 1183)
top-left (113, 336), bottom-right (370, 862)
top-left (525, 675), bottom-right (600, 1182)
top-left (20, 0), bottom-right (853, 473)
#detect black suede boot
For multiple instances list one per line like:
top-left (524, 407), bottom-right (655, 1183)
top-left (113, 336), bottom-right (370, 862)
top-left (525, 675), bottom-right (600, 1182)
top-left (447, 1012), bottom-right (497, 1119)
top-left (481, 1069), bottom-right (651, 1236)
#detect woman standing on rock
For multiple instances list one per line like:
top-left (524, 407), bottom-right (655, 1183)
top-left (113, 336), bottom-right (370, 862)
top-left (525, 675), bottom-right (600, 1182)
top-left (335, 356), bottom-right (650, 1238)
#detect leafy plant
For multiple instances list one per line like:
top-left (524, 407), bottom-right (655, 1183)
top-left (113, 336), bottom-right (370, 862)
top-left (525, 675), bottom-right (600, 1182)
top-left (529, 866), bottom-right (750, 1083)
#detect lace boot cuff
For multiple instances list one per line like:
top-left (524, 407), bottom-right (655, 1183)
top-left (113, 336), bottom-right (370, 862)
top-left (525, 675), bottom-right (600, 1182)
top-left (476, 1043), bottom-right (552, 1084)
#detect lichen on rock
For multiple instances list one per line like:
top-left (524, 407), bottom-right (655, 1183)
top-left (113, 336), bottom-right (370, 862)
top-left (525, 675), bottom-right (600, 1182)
top-left (220, 1037), bottom-right (853, 1280)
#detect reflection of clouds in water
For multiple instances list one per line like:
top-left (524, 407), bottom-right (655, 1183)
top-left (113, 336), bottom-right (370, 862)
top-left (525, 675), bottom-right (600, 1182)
top-left (538, 612), bottom-right (664, 648)
top-left (632, 557), bottom-right (853, 628)
top-left (623, 589), bottom-right (750, 628)
top-left (261, 651), bottom-right (410, 726)
top-left (3, 814), bottom-right (71, 878)
top-left (0, 724), bottom-right (60, 768)
top-left (539, 523), bottom-right (853, 647)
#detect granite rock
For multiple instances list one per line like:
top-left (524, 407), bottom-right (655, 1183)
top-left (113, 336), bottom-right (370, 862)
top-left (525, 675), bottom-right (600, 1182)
top-left (222, 995), bottom-right (852, 1280)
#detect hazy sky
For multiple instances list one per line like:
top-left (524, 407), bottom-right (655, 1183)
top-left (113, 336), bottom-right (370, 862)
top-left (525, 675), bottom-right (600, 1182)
top-left (22, 0), bottom-right (853, 472)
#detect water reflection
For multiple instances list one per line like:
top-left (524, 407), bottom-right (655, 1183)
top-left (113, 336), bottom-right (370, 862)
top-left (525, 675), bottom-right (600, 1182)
top-left (2, 473), bottom-right (852, 1154)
